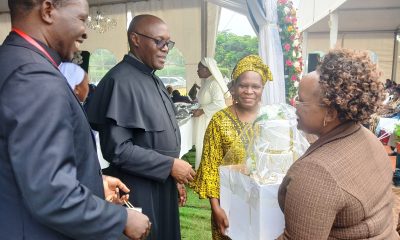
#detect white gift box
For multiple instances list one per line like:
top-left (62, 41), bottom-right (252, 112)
top-left (220, 165), bottom-right (284, 240)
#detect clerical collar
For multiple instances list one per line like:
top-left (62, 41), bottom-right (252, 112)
top-left (128, 52), bottom-right (142, 62)
top-left (126, 52), bottom-right (156, 75)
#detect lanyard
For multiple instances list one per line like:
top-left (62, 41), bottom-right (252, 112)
top-left (12, 28), bottom-right (59, 68)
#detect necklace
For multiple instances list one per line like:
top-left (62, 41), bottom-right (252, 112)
top-left (233, 105), bottom-right (241, 121)
top-left (233, 105), bottom-right (247, 131)
top-left (233, 105), bottom-right (259, 125)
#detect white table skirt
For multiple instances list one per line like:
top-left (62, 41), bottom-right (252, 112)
top-left (178, 117), bottom-right (193, 158)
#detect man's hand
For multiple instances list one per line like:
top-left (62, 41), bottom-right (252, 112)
top-left (192, 108), bottom-right (204, 117)
top-left (103, 175), bottom-right (130, 205)
top-left (171, 159), bottom-right (195, 184)
top-left (177, 183), bottom-right (187, 207)
top-left (124, 209), bottom-right (151, 240)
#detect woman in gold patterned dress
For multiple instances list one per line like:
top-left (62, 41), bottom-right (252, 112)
top-left (191, 55), bottom-right (272, 240)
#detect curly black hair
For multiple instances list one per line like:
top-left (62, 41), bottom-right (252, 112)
top-left (317, 48), bottom-right (384, 124)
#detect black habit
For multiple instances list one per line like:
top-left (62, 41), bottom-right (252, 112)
top-left (86, 55), bottom-right (181, 240)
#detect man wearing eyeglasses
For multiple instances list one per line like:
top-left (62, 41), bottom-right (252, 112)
top-left (86, 14), bottom-right (195, 240)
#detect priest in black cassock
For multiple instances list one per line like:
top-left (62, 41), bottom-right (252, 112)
top-left (86, 14), bottom-right (195, 240)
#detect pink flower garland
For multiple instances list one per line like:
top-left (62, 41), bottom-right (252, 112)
top-left (277, 0), bottom-right (303, 104)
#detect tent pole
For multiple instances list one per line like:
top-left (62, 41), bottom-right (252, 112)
top-left (329, 11), bottom-right (338, 49)
top-left (201, 1), bottom-right (208, 58)
top-left (391, 29), bottom-right (399, 83)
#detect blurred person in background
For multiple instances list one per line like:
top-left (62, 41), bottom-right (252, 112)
top-left (192, 57), bottom-right (231, 170)
top-left (59, 62), bottom-right (89, 102)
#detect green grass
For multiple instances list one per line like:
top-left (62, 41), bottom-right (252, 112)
top-left (180, 188), bottom-right (212, 239)
top-left (181, 147), bottom-right (196, 169)
top-left (180, 147), bottom-right (212, 239)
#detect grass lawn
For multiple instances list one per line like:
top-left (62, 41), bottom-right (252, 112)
top-left (180, 188), bottom-right (212, 239)
top-left (180, 148), bottom-right (212, 239)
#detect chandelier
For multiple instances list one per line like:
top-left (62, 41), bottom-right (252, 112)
top-left (87, 11), bottom-right (117, 34)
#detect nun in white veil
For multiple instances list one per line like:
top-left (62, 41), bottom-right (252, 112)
top-left (192, 57), bottom-right (231, 170)
top-left (59, 62), bottom-right (89, 103)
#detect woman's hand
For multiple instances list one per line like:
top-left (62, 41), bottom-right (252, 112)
top-left (103, 175), bottom-right (130, 204)
top-left (212, 206), bottom-right (229, 235)
top-left (192, 109), bottom-right (204, 117)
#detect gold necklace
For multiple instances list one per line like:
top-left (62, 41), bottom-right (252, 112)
top-left (233, 105), bottom-right (247, 130)
top-left (233, 105), bottom-right (258, 124)
top-left (233, 105), bottom-right (241, 121)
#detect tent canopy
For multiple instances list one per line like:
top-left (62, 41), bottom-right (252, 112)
top-left (0, 0), bottom-right (146, 13)
top-left (0, 0), bottom-right (288, 104)
top-left (298, 0), bottom-right (400, 33)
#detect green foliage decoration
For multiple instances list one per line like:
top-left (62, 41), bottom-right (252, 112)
top-left (215, 31), bottom-right (258, 78)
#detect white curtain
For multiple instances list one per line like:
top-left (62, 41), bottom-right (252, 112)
top-left (0, 13), bottom-right (11, 43)
top-left (247, 0), bottom-right (286, 104)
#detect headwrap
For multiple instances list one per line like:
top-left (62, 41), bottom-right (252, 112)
top-left (59, 62), bottom-right (86, 89)
top-left (232, 55), bottom-right (273, 84)
top-left (200, 57), bottom-right (231, 99)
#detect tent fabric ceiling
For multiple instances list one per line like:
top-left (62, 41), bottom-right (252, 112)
top-left (300, 0), bottom-right (400, 33)
top-left (0, 0), bottom-right (147, 13)
top-left (206, 0), bottom-right (248, 15)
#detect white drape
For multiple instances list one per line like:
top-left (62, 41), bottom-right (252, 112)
top-left (0, 13), bottom-right (11, 43)
top-left (247, 0), bottom-right (286, 104)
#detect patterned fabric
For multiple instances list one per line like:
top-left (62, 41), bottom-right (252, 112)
top-left (192, 106), bottom-right (253, 240)
top-left (231, 55), bottom-right (273, 84)
top-left (192, 106), bottom-right (251, 199)
top-left (194, 78), bottom-right (226, 170)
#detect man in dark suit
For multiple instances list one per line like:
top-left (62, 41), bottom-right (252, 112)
top-left (0, 1), bottom-right (150, 239)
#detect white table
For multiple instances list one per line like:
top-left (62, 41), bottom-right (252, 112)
top-left (375, 117), bottom-right (399, 135)
top-left (178, 117), bottom-right (193, 158)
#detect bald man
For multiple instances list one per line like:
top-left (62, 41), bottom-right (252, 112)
top-left (86, 14), bottom-right (195, 239)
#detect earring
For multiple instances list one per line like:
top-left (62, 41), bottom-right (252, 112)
top-left (323, 118), bottom-right (327, 127)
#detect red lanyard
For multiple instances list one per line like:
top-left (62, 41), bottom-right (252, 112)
top-left (12, 28), bottom-right (59, 68)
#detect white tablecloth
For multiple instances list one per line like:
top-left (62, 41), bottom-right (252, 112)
top-left (178, 117), bottom-right (193, 158)
top-left (96, 117), bottom-right (194, 169)
top-left (95, 133), bottom-right (109, 169)
top-left (375, 117), bottom-right (400, 135)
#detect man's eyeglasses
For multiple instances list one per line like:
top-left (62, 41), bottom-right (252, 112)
top-left (134, 32), bottom-right (175, 50)
top-left (294, 95), bottom-right (326, 107)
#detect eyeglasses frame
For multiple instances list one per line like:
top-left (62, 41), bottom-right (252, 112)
top-left (134, 31), bottom-right (175, 50)
top-left (294, 95), bottom-right (326, 107)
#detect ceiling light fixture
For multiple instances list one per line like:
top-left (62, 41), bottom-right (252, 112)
top-left (87, 10), bottom-right (117, 34)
